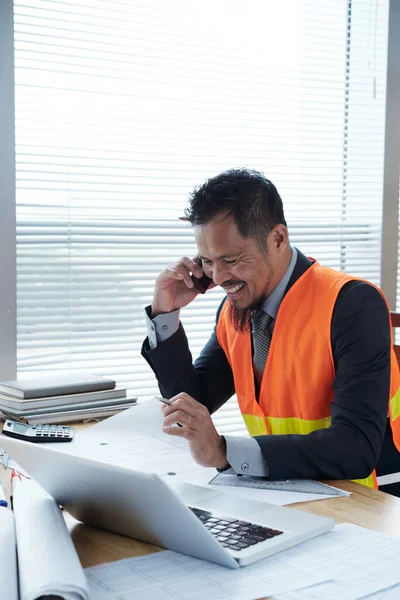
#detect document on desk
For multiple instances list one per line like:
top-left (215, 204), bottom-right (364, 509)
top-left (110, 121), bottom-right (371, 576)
top-left (364, 586), bottom-right (400, 599)
top-left (84, 524), bottom-right (400, 600)
top-left (47, 400), bottom-right (347, 505)
top-left (271, 523), bottom-right (400, 600)
top-left (85, 548), bottom-right (328, 600)
top-left (276, 584), bottom-right (400, 600)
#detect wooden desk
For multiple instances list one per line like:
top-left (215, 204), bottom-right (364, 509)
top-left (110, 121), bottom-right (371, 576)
top-left (65, 479), bottom-right (400, 568)
top-left (2, 415), bottom-right (400, 600)
top-left (2, 461), bottom-right (400, 600)
top-left (2, 461), bottom-right (399, 569)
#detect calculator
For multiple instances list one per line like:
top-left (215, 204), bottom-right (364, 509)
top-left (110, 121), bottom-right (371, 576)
top-left (2, 420), bottom-right (74, 443)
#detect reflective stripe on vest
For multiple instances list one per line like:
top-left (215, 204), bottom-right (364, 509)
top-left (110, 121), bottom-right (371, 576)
top-left (391, 385), bottom-right (400, 423)
top-left (242, 414), bottom-right (332, 436)
top-left (216, 261), bottom-right (400, 490)
top-left (241, 413), bottom-right (376, 489)
top-left (390, 385), bottom-right (400, 450)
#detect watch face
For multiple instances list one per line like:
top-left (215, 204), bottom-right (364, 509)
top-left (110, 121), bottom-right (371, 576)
top-left (13, 422), bottom-right (28, 434)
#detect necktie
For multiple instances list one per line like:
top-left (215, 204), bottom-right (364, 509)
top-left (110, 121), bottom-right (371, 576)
top-left (252, 310), bottom-right (273, 375)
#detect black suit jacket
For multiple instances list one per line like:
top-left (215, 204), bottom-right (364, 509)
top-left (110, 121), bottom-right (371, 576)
top-left (142, 250), bottom-right (392, 481)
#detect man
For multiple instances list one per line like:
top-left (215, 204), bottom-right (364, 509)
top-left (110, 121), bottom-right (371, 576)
top-left (142, 168), bottom-right (400, 493)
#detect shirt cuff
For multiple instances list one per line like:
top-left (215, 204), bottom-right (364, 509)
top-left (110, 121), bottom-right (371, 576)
top-left (224, 436), bottom-right (269, 477)
top-left (144, 305), bottom-right (180, 349)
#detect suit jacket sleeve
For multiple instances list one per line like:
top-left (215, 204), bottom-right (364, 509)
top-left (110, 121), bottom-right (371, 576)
top-left (254, 281), bottom-right (391, 480)
top-left (141, 299), bottom-right (235, 414)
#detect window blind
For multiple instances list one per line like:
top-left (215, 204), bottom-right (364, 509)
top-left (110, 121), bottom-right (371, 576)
top-left (13, 0), bottom-right (388, 434)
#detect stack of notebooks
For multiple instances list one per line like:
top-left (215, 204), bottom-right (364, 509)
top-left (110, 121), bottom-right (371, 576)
top-left (0, 374), bottom-right (137, 424)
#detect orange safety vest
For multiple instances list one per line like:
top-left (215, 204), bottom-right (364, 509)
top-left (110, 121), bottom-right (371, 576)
top-left (216, 261), bottom-right (400, 489)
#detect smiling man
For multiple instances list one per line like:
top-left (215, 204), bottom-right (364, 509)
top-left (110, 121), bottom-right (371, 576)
top-left (142, 168), bottom-right (400, 494)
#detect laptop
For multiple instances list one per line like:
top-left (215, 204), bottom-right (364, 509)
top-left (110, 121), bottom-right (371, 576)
top-left (0, 434), bottom-right (334, 569)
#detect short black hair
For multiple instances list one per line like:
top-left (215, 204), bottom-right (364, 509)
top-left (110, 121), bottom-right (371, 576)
top-left (184, 168), bottom-right (287, 248)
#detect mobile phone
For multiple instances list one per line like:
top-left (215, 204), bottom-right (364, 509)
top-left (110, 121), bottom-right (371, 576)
top-left (191, 258), bottom-right (212, 294)
top-left (2, 419), bottom-right (74, 443)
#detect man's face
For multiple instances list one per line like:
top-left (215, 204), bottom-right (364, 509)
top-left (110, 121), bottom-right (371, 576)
top-left (194, 213), bottom-right (282, 311)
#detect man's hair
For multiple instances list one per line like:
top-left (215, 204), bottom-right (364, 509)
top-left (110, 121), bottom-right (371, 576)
top-left (184, 168), bottom-right (287, 249)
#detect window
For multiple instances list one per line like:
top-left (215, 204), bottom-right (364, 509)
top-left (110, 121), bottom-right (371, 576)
top-left (8, 0), bottom-right (390, 433)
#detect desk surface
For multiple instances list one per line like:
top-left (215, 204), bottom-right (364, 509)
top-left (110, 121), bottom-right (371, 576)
top-left (2, 417), bottom-right (400, 567)
top-left (2, 423), bottom-right (400, 600)
top-left (62, 479), bottom-right (400, 569)
top-left (2, 460), bottom-right (399, 569)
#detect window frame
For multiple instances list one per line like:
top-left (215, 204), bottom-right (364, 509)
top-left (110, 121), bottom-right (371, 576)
top-left (0, 0), bottom-right (17, 380)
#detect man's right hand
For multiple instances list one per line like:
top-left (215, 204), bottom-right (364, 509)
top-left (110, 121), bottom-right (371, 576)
top-left (151, 256), bottom-right (206, 317)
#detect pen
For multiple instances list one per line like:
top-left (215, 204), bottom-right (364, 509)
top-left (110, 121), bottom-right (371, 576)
top-left (155, 395), bottom-right (173, 405)
top-left (0, 481), bottom-right (8, 507)
top-left (10, 469), bottom-right (24, 511)
top-left (11, 469), bottom-right (23, 492)
top-left (155, 396), bottom-right (183, 427)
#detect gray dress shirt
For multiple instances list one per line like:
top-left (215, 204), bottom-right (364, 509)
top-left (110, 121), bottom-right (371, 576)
top-left (145, 247), bottom-right (297, 476)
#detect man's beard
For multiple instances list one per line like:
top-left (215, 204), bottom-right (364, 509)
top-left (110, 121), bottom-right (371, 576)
top-left (228, 294), bottom-right (266, 333)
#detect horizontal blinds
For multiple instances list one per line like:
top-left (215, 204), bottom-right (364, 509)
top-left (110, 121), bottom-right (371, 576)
top-left (14, 0), bottom-right (388, 434)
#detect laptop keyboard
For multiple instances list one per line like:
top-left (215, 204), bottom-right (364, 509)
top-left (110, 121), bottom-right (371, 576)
top-left (190, 507), bottom-right (283, 551)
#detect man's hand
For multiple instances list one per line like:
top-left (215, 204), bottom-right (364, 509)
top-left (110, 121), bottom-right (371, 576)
top-left (161, 392), bottom-right (229, 469)
top-left (151, 257), bottom-right (204, 317)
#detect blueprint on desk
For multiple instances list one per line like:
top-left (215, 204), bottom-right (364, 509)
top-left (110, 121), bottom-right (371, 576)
top-left (85, 524), bottom-right (400, 600)
top-left (41, 400), bottom-right (350, 506)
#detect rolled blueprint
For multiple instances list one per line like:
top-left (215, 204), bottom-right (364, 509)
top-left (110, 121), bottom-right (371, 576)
top-left (0, 507), bottom-right (18, 600)
top-left (13, 478), bottom-right (89, 600)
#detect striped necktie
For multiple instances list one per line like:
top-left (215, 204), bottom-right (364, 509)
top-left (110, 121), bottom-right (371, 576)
top-left (252, 310), bottom-right (273, 375)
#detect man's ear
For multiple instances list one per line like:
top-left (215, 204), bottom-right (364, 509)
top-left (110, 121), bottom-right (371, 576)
top-left (273, 225), bottom-right (288, 249)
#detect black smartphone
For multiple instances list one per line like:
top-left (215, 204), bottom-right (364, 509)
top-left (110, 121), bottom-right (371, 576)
top-left (191, 258), bottom-right (212, 294)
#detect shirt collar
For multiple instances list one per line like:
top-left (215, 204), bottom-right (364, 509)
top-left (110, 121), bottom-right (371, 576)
top-left (261, 246), bottom-right (297, 320)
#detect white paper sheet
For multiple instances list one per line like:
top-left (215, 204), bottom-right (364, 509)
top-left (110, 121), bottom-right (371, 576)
top-left (13, 478), bottom-right (89, 600)
top-left (84, 524), bottom-right (400, 600)
top-left (363, 587), bottom-right (400, 600)
top-left (85, 549), bottom-right (328, 600)
top-left (273, 523), bottom-right (400, 600)
top-left (47, 400), bottom-right (348, 505)
top-left (0, 508), bottom-right (18, 600)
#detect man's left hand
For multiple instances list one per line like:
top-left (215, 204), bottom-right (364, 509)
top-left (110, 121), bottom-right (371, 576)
top-left (161, 392), bottom-right (229, 469)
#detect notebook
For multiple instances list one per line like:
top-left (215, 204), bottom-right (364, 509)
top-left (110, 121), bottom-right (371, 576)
top-left (0, 374), bottom-right (116, 399)
top-left (0, 434), bottom-right (334, 568)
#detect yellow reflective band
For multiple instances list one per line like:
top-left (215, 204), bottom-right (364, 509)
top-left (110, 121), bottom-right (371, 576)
top-left (242, 414), bottom-right (376, 489)
top-left (352, 474), bottom-right (375, 489)
top-left (241, 414), bottom-right (332, 437)
top-left (242, 414), bottom-right (268, 436)
top-left (266, 415), bottom-right (332, 435)
top-left (390, 386), bottom-right (400, 422)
